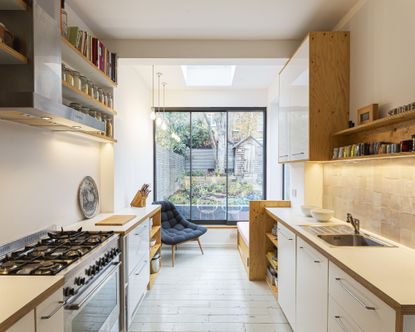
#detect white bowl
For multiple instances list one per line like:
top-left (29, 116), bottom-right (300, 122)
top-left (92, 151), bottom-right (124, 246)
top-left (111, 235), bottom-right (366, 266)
top-left (311, 208), bottom-right (334, 222)
top-left (301, 205), bottom-right (319, 217)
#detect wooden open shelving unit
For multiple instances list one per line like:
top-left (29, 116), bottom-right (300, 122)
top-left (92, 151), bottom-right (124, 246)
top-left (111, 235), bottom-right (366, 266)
top-left (331, 108), bottom-right (415, 162)
top-left (266, 232), bottom-right (278, 247)
top-left (148, 207), bottom-right (162, 289)
top-left (0, 0), bottom-right (27, 10)
top-left (0, 42), bottom-right (27, 64)
top-left (61, 36), bottom-right (117, 88)
top-left (62, 81), bottom-right (117, 116)
top-left (266, 251), bottom-right (278, 270)
top-left (266, 276), bottom-right (278, 300)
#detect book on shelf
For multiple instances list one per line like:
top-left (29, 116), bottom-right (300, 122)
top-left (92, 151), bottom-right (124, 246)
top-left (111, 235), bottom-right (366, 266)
top-left (66, 26), bottom-right (117, 83)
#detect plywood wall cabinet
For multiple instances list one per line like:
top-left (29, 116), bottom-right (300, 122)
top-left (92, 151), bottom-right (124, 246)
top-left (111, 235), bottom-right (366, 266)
top-left (278, 31), bottom-right (350, 162)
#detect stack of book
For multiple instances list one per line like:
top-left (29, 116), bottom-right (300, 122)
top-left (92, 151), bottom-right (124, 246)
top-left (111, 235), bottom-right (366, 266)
top-left (67, 26), bottom-right (117, 83)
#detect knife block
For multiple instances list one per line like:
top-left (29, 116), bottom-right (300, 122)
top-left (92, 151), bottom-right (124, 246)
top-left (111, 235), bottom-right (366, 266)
top-left (130, 191), bottom-right (147, 207)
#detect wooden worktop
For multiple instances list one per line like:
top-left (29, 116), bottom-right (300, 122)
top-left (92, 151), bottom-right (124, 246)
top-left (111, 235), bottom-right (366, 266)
top-left (0, 276), bottom-right (63, 331)
top-left (266, 207), bottom-right (415, 315)
top-left (66, 205), bottom-right (161, 235)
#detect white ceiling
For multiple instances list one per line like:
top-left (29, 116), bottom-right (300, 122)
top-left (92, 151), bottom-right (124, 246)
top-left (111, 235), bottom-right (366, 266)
top-left (68, 0), bottom-right (358, 40)
top-left (133, 64), bottom-right (283, 90)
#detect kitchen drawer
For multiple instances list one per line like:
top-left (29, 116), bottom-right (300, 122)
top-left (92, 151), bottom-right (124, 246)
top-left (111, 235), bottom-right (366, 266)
top-left (6, 310), bottom-right (35, 332)
top-left (329, 262), bottom-right (395, 332)
top-left (36, 289), bottom-right (64, 332)
top-left (328, 296), bottom-right (363, 332)
top-left (127, 220), bottom-right (149, 275)
top-left (127, 258), bottom-right (149, 327)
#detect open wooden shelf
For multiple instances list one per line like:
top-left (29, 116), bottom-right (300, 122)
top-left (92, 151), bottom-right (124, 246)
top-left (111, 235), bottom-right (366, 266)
top-left (62, 81), bottom-right (117, 116)
top-left (266, 252), bottom-right (278, 271)
top-left (324, 151), bottom-right (415, 163)
top-left (74, 131), bottom-right (116, 144)
top-left (61, 36), bottom-right (116, 88)
top-left (150, 244), bottom-right (161, 260)
top-left (333, 109), bottom-right (415, 137)
top-left (266, 277), bottom-right (278, 301)
top-left (266, 233), bottom-right (278, 247)
top-left (0, 0), bottom-right (27, 10)
top-left (150, 226), bottom-right (161, 239)
top-left (0, 42), bottom-right (27, 64)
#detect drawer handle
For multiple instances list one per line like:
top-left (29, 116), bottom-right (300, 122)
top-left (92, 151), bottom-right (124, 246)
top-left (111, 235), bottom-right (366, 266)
top-left (299, 246), bottom-right (320, 263)
top-left (40, 301), bottom-right (65, 319)
top-left (280, 154), bottom-right (289, 158)
top-left (135, 261), bottom-right (148, 276)
top-left (334, 316), bottom-right (349, 332)
top-left (335, 278), bottom-right (376, 311)
top-left (278, 229), bottom-right (293, 241)
top-left (292, 152), bottom-right (305, 156)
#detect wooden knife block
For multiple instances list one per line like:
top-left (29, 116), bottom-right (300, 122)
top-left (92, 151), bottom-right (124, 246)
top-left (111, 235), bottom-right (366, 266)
top-left (130, 191), bottom-right (147, 207)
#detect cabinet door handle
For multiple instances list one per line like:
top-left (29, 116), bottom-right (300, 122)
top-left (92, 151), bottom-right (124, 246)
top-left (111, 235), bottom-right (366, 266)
top-left (135, 261), bottom-right (147, 276)
top-left (279, 154), bottom-right (289, 158)
top-left (40, 301), bottom-right (65, 319)
top-left (292, 152), bottom-right (305, 156)
top-left (335, 278), bottom-right (376, 310)
top-left (334, 316), bottom-right (349, 332)
top-left (299, 246), bottom-right (320, 263)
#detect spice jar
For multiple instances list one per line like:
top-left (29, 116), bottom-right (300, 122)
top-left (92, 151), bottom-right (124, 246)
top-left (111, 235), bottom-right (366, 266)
top-left (98, 88), bottom-right (104, 104)
top-left (65, 68), bottom-right (74, 86)
top-left (80, 75), bottom-right (88, 94)
top-left (87, 80), bottom-right (94, 97)
top-left (72, 71), bottom-right (81, 90)
top-left (107, 93), bottom-right (113, 109)
top-left (106, 117), bottom-right (113, 137)
top-left (88, 110), bottom-right (97, 119)
top-left (93, 84), bottom-right (99, 100)
top-left (103, 93), bottom-right (108, 107)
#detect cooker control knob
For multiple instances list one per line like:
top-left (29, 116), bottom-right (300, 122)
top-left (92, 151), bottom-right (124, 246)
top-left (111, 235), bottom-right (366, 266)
top-left (63, 287), bottom-right (75, 297)
top-left (80, 277), bottom-right (86, 285)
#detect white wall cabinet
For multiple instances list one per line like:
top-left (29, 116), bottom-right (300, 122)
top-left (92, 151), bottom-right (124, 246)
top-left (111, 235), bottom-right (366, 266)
top-left (296, 238), bottom-right (328, 332)
top-left (277, 224), bottom-right (296, 328)
top-left (6, 310), bottom-right (35, 332)
top-left (277, 32), bottom-right (349, 162)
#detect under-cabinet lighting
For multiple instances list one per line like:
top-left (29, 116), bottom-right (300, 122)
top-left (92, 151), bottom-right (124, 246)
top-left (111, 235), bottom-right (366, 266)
top-left (41, 116), bottom-right (52, 120)
top-left (72, 126), bottom-right (81, 129)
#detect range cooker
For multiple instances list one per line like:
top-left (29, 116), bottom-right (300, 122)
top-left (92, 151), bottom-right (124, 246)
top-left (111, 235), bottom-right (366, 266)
top-left (0, 228), bottom-right (121, 332)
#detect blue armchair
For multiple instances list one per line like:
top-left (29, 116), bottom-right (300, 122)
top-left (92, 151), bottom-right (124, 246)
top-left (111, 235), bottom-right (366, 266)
top-left (154, 201), bottom-right (207, 266)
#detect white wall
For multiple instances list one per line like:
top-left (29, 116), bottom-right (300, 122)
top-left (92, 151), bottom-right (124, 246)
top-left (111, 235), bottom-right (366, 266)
top-left (0, 122), bottom-right (100, 244)
top-left (266, 76), bottom-right (283, 199)
top-left (165, 88), bottom-right (268, 108)
top-left (113, 63), bottom-right (153, 210)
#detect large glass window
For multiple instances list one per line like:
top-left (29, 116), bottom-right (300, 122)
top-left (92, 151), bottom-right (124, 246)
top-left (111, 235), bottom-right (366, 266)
top-left (155, 109), bottom-right (265, 224)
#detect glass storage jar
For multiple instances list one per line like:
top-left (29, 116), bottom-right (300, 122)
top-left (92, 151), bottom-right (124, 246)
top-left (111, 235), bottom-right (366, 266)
top-left (93, 84), bottom-right (99, 100)
top-left (87, 80), bottom-right (94, 97)
top-left (62, 64), bottom-right (67, 82)
top-left (88, 110), bottom-right (97, 119)
top-left (106, 117), bottom-right (113, 137)
top-left (107, 93), bottom-right (113, 109)
top-left (80, 76), bottom-right (88, 94)
top-left (80, 106), bottom-right (90, 115)
top-left (72, 71), bottom-right (81, 90)
top-left (65, 68), bottom-right (74, 86)
top-left (69, 103), bottom-right (82, 111)
top-left (98, 88), bottom-right (104, 104)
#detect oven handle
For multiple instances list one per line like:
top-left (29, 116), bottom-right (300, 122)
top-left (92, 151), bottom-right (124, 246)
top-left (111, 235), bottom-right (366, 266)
top-left (66, 262), bottom-right (121, 311)
top-left (40, 301), bottom-right (65, 320)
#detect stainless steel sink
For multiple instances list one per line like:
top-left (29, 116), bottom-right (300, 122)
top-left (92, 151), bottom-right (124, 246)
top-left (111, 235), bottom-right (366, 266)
top-left (317, 234), bottom-right (394, 247)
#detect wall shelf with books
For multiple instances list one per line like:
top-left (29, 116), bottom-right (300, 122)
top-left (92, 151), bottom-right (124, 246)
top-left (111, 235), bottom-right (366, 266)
top-left (62, 81), bottom-right (117, 116)
top-left (61, 36), bottom-right (116, 88)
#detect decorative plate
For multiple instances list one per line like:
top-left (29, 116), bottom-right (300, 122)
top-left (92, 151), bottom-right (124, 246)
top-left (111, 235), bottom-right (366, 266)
top-left (78, 176), bottom-right (99, 219)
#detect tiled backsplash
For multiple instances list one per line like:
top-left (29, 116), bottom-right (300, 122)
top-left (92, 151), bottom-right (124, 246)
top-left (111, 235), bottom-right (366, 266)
top-left (323, 158), bottom-right (415, 248)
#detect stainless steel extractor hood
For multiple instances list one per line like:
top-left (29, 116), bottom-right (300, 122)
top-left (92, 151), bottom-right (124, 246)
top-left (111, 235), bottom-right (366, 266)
top-left (0, 0), bottom-right (105, 133)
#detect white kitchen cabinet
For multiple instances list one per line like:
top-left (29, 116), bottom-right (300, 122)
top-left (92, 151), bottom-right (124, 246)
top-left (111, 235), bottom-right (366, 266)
top-left (328, 296), bottom-right (364, 332)
top-left (125, 220), bottom-right (150, 328)
top-left (329, 262), bottom-right (395, 332)
top-left (36, 289), bottom-right (64, 332)
top-left (277, 32), bottom-right (349, 162)
top-left (6, 310), bottom-right (35, 332)
top-left (277, 223), bottom-right (296, 328)
top-left (296, 237), bottom-right (328, 332)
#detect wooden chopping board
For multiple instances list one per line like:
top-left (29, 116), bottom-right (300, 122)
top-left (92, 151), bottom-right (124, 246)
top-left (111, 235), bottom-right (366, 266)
top-left (95, 215), bottom-right (136, 226)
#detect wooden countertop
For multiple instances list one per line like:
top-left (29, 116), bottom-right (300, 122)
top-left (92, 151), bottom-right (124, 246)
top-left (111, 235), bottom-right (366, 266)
top-left (266, 207), bottom-right (415, 315)
top-left (65, 205), bottom-right (161, 235)
top-left (0, 276), bottom-right (64, 331)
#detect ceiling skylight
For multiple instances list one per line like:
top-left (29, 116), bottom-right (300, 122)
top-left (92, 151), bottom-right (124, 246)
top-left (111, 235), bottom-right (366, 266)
top-left (181, 65), bottom-right (236, 87)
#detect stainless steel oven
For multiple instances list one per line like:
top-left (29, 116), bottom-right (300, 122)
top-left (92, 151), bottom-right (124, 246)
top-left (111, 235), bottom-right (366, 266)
top-left (64, 260), bottom-right (121, 332)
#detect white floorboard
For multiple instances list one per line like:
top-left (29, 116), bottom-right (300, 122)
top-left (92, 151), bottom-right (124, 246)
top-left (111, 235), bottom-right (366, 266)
top-left (131, 247), bottom-right (292, 332)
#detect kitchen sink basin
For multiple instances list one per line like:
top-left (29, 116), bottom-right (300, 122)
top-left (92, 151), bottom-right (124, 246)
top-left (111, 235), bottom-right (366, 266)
top-left (317, 234), bottom-right (394, 247)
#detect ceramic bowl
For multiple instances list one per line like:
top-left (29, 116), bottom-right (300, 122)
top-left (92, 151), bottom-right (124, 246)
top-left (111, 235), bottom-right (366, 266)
top-left (311, 208), bottom-right (334, 222)
top-left (301, 205), bottom-right (319, 217)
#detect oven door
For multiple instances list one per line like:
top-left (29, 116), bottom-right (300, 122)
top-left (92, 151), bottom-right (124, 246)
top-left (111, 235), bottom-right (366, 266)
top-left (64, 262), bottom-right (121, 332)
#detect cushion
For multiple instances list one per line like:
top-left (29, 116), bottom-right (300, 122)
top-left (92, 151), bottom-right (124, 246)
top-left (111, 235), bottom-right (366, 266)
top-left (154, 201), bottom-right (208, 245)
top-left (237, 221), bottom-right (249, 245)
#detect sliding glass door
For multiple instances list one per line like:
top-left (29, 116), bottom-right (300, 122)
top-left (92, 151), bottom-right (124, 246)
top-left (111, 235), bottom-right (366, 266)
top-left (155, 108), bottom-right (265, 224)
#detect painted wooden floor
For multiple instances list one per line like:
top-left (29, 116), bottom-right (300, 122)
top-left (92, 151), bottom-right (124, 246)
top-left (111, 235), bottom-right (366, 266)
top-left (131, 247), bottom-right (292, 332)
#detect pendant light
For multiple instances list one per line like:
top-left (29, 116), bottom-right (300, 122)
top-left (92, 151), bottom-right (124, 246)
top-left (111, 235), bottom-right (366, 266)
top-left (155, 72), bottom-right (163, 126)
top-left (150, 65), bottom-right (156, 120)
top-left (161, 82), bottom-right (168, 131)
